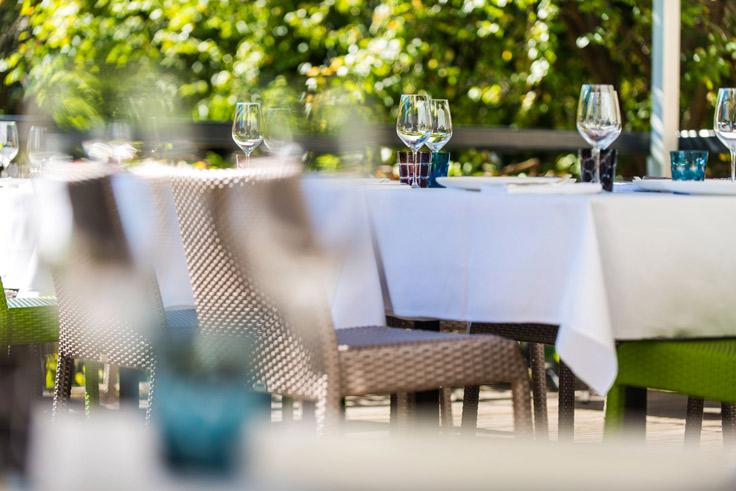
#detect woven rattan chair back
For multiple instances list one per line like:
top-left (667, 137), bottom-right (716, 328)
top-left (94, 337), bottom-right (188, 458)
top-left (45, 166), bottom-right (166, 416)
top-left (166, 164), bottom-right (341, 419)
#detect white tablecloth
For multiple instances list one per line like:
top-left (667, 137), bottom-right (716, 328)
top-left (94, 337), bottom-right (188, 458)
top-left (365, 186), bottom-right (736, 394)
top-left (0, 180), bottom-right (51, 294)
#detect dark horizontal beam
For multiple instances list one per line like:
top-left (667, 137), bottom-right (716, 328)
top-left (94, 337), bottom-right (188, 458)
top-left (191, 122), bottom-right (652, 155)
top-left (1, 114), bottom-right (722, 156)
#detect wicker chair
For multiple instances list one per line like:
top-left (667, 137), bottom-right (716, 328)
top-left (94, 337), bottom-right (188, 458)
top-left (165, 163), bottom-right (533, 432)
top-left (45, 167), bottom-right (167, 420)
top-left (0, 281), bottom-right (58, 347)
top-left (0, 278), bottom-right (58, 399)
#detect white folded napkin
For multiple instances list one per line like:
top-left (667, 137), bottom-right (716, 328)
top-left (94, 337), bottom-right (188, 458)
top-left (482, 182), bottom-right (602, 195)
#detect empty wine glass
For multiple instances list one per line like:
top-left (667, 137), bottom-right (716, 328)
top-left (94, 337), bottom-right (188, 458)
top-left (426, 99), bottom-right (453, 157)
top-left (82, 121), bottom-right (137, 164)
top-left (714, 88), bottom-right (736, 182)
top-left (0, 122), bottom-right (19, 176)
top-left (27, 126), bottom-right (50, 175)
top-left (263, 107), bottom-right (297, 157)
top-left (576, 84), bottom-right (622, 184)
top-left (232, 102), bottom-right (263, 166)
top-left (396, 94), bottom-right (431, 188)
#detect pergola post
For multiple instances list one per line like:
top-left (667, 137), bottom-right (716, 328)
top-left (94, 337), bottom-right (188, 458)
top-left (649, 0), bottom-right (681, 176)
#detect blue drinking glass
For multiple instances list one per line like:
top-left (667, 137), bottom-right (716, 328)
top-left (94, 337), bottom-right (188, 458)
top-left (670, 151), bottom-right (707, 181)
top-left (155, 332), bottom-right (263, 475)
top-left (429, 152), bottom-right (450, 188)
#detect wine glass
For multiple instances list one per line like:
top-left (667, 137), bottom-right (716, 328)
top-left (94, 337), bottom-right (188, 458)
top-left (426, 99), bottom-right (453, 158)
top-left (396, 94), bottom-right (431, 188)
top-left (82, 122), bottom-right (136, 164)
top-left (263, 108), bottom-right (297, 156)
top-left (27, 126), bottom-right (51, 175)
top-left (232, 102), bottom-right (263, 166)
top-left (576, 84), bottom-right (622, 184)
top-left (0, 122), bottom-right (19, 176)
top-left (714, 88), bottom-right (736, 182)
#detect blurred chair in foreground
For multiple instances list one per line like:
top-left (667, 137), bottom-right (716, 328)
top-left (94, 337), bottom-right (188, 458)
top-left (605, 340), bottom-right (736, 444)
top-left (165, 163), bottom-right (532, 432)
top-left (37, 166), bottom-right (166, 419)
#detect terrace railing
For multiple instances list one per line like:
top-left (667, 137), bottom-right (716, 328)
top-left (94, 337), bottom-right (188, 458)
top-left (0, 115), bottom-right (723, 158)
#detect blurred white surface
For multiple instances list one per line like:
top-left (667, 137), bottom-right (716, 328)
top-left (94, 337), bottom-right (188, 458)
top-left (28, 410), bottom-right (736, 491)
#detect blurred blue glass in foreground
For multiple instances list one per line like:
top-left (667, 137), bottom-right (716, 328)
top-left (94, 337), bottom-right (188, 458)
top-left (155, 331), bottom-right (262, 476)
top-left (670, 150), bottom-right (707, 181)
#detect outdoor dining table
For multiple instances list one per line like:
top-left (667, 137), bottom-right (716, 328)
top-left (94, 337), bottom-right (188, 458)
top-left (9, 174), bottom-right (736, 412)
top-left (362, 183), bottom-right (736, 397)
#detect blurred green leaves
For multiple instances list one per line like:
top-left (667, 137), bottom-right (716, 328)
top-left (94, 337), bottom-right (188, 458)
top-left (1, 1), bottom-right (736, 174)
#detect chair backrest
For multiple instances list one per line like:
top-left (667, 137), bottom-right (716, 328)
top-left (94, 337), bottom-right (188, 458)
top-left (165, 163), bottom-right (340, 410)
top-left (39, 165), bottom-right (165, 369)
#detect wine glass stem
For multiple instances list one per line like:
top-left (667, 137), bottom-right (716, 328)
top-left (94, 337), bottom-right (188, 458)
top-left (730, 149), bottom-right (736, 182)
top-left (411, 149), bottom-right (419, 188)
top-left (592, 147), bottom-right (601, 184)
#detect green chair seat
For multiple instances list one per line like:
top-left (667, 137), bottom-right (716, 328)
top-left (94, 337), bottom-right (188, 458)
top-left (0, 278), bottom-right (59, 346)
top-left (5, 296), bottom-right (59, 345)
top-left (605, 338), bottom-right (736, 435)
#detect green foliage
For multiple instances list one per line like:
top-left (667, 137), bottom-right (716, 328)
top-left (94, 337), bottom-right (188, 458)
top-left (2, 1), bottom-right (736, 174)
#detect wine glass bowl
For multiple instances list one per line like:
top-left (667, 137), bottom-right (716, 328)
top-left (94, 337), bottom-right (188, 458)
top-left (263, 108), bottom-right (298, 156)
top-left (232, 102), bottom-right (263, 166)
top-left (0, 121), bottom-right (19, 175)
top-left (576, 84), bottom-right (622, 184)
top-left (426, 99), bottom-right (453, 154)
top-left (714, 88), bottom-right (736, 182)
top-left (396, 94), bottom-right (432, 188)
top-left (27, 126), bottom-right (49, 175)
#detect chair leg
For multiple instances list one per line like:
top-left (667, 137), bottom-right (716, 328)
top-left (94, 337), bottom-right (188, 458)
top-left (623, 386), bottom-right (647, 440)
top-left (391, 392), bottom-right (411, 428)
top-left (119, 367), bottom-right (141, 409)
top-left (721, 402), bottom-right (736, 444)
top-left (558, 360), bottom-right (575, 441)
top-left (302, 400), bottom-right (316, 421)
top-left (339, 397), bottom-right (346, 422)
top-left (510, 376), bottom-right (533, 436)
top-left (145, 366), bottom-right (156, 424)
top-left (529, 343), bottom-right (548, 439)
top-left (461, 386), bottom-right (480, 433)
top-left (52, 355), bottom-right (74, 417)
top-left (440, 387), bottom-right (453, 428)
top-left (282, 395), bottom-right (294, 421)
top-left (83, 362), bottom-right (100, 416)
top-left (606, 385), bottom-right (647, 440)
top-left (684, 397), bottom-right (704, 445)
top-left (604, 382), bottom-right (626, 438)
